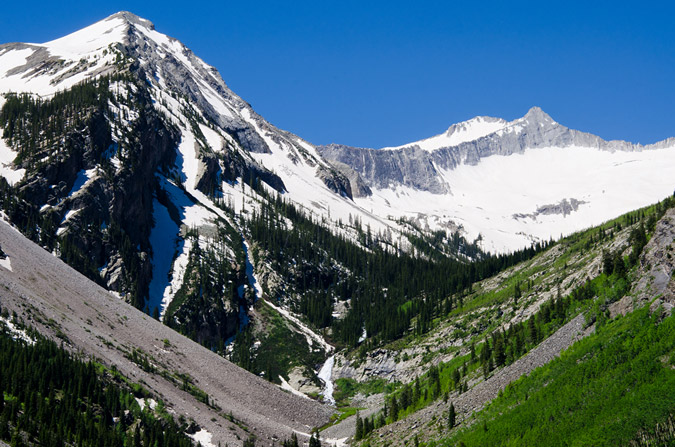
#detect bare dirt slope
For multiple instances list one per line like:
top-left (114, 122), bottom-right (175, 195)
top-left (0, 219), bottom-right (332, 446)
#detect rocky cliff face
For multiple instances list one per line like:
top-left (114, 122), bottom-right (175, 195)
top-left (115, 11), bottom-right (350, 197)
top-left (318, 107), bottom-right (675, 194)
top-left (319, 143), bottom-right (448, 193)
top-left (633, 208), bottom-right (675, 314)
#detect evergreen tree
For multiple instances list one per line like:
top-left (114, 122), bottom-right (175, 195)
top-left (355, 412), bottom-right (363, 440)
top-left (602, 250), bottom-right (614, 276)
top-left (613, 253), bottom-right (627, 278)
top-left (448, 402), bottom-right (456, 428)
top-left (309, 432), bottom-right (321, 447)
top-left (493, 336), bottom-right (506, 367)
top-left (390, 396), bottom-right (399, 422)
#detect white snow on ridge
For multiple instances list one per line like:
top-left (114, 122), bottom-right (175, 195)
top-left (382, 116), bottom-right (508, 151)
top-left (358, 145), bottom-right (675, 253)
top-left (188, 429), bottom-right (215, 447)
top-left (0, 15), bottom-right (124, 96)
top-left (238, 110), bottom-right (400, 247)
top-left (0, 48), bottom-right (34, 78)
top-left (43, 16), bottom-right (127, 58)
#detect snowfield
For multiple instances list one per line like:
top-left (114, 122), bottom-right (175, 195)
top-left (358, 145), bottom-right (675, 253)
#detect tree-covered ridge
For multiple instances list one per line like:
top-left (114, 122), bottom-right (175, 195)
top-left (164, 227), bottom-right (247, 349)
top-left (0, 74), bottom-right (181, 310)
top-left (0, 317), bottom-right (193, 447)
top-left (245, 192), bottom-right (552, 349)
top-left (0, 77), bottom-right (114, 168)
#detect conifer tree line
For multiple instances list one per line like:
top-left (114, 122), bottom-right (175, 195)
top-left (164, 229), bottom-right (246, 350)
top-left (0, 319), bottom-right (193, 447)
top-left (244, 191), bottom-right (552, 348)
top-left (0, 75), bottom-right (181, 311)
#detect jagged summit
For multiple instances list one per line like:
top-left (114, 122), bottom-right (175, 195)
top-left (381, 107), bottom-right (558, 152)
top-left (521, 106), bottom-right (556, 125)
top-left (106, 11), bottom-right (155, 29)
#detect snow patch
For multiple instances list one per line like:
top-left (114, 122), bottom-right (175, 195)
top-left (0, 256), bottom-right (12, 271)
top-left (243, 240), bottom-right (263, 299)
top-left (188, 428), bottom-right (215, 447)
top-left (160, 238), bottom-right (190, 319)
top-left (0, 317), bottom-right (34, 345)
top-left (0, 129), bottom-right (26, 186)
top-left (199, 123), bottom-right (224, 152)
top-left (148, 198), bottom-right (181, 316)
top-left (67, 168), bottom-right (97, 197)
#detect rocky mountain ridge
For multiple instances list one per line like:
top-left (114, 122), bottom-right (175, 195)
top-left (318, 106), bottom-right (675, 194)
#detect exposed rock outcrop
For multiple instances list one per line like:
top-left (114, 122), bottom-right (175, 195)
top-left (318, 107), bottom-right (675, 194)
top-left (634, 208), bottom-right (675, 314)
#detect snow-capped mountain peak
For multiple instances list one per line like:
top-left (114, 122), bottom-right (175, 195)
top-left (442, 115), bottom-right (509, 145)
top-left (2, 11), bottom-right (675, 262)
top-left (380, 106), bottom-right (561, 153)
top-left (42, 16), bottom-right (126, 56)
top-left (382, 115), bottom-right (508, 152)
top-left (521, 105), bottom-right (555, 124)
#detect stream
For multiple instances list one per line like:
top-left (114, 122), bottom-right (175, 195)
top-left (318, 355), bottom-right (336, 405)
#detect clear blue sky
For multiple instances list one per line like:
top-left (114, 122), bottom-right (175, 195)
top-left (1, 1), bottom-right (674, 148)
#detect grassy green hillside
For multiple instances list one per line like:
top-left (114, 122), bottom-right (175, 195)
top-left (439, 305), bottom-right (675, 446)
top-left (344, 196), bottom-right (674, 447)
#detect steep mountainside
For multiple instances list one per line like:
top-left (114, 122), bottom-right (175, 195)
top-left (320, 198), bottom-right (675, 447)
top-left (1, 13), bottom-right (675, 444)
top-left (0, 216), bottom-right (332, 446)
top-left (319, 107), bottom-right (675, 252)
top-left (0, 11), bottom-right (410, 368)
top-left (0, 12), bottom-right (507, 406)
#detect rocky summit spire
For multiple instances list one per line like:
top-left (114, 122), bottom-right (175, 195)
top-left (523, 106), bottom-right (556, 125)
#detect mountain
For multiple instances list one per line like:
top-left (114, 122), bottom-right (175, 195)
top-left (1, 12), bottom-right (675, 447)
top-left (318, 107), bottom-right (675, 252)
top-left (1, 11), bottom-right (469, 412)
top-left (0, 11), bottom-right (393, 335)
